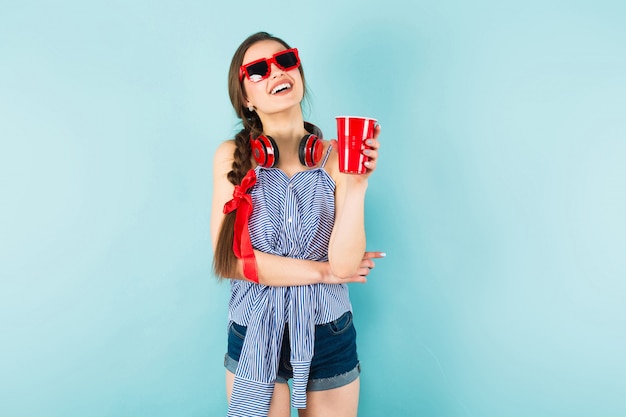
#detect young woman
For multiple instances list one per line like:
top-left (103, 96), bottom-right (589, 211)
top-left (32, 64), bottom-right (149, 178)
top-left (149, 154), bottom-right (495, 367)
top-left (211, 31), bottom-right (383, 417)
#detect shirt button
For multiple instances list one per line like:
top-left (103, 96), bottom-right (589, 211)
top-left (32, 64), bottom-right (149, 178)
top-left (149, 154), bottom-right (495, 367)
top-left (288, 217), bottom-right (292, 222)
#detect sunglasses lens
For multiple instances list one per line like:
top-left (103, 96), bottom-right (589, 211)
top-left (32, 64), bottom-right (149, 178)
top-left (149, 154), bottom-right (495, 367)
top-left (246, 61), bottom-right (269, 82)
top-left (275, 51), bottom-right (299, 70)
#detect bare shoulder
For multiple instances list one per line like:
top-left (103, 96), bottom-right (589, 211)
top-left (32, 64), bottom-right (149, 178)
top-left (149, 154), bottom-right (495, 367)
top-left (214, 140), bottom-right (236, 164)
top-left (212, 140), bottom-right (237, 186)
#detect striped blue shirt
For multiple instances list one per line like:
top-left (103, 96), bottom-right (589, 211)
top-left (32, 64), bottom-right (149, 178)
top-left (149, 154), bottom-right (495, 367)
top-left (227, 146), bottom-right (352, 416)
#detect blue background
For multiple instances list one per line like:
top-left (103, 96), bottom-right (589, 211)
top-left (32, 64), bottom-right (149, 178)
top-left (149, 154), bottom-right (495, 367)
top-left (1, 0), bottom-right (625, 416)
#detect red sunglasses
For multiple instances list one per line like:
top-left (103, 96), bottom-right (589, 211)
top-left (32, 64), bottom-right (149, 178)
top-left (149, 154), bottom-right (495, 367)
top-left (239, 48), bottom-right (300, 82)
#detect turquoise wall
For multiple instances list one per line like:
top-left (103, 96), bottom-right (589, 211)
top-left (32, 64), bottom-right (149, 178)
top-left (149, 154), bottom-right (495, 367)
top-left (2, 1), bottom-right (625, 416)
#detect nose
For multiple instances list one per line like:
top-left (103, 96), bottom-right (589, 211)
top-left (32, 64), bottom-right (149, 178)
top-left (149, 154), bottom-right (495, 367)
top-left (269, 62), bottom-right (285, 78)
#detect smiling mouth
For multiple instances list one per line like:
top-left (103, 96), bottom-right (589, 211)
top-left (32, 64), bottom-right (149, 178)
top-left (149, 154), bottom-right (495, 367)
top-left (271, 83), bottom-right (292, 95)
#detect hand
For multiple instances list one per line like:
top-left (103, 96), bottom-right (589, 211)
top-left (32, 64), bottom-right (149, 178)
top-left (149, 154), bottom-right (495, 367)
top-left (330, 124), bottom-right (381, 182)
top-left (361, 124), bottom-right (381, 176)
top-left (322, 251), bottom-right (386, 284)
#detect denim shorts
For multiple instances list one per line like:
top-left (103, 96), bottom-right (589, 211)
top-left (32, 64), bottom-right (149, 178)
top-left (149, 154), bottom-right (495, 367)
top-left (224, 311), bottom-right (360, 391)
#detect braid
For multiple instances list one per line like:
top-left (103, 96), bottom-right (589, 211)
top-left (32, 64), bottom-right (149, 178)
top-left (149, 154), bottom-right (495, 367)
top-left (227, 114), bottom-right (262, 185)
top-left (228, 130), bottom-right (253, 185)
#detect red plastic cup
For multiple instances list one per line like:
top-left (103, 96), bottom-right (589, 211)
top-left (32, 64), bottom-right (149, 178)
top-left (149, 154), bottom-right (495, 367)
top-left (335, 116), bottom-right (377, 174)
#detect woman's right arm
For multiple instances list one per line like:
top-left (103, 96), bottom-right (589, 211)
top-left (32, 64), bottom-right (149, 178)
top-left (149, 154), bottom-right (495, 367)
top-left (211, 140), bottom-right (381, 286)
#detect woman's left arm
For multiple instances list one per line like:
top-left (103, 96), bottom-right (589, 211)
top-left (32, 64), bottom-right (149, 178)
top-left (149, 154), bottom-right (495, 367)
top-left (327, 125), bottom-right (381, 278)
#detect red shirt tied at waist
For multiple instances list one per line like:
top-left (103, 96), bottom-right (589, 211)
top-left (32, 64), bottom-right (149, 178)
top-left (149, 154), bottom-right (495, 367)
top-left (223, 168), bottom-right (258, 283)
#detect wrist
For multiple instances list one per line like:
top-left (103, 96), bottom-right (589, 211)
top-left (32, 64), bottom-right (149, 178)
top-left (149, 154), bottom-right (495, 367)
top-left (320, 262), bottom-right (332, 284)
top-left (342, 176), bottom-right (369, 195)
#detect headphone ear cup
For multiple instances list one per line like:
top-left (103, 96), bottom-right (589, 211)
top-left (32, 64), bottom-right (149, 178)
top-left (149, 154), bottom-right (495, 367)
top-left (299, 134), bottom-right (323, 167)
top-left (251, 135), bottom-right (279, 168)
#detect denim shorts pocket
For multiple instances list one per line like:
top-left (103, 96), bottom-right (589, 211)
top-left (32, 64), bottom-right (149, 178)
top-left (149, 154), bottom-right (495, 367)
top-left (327, 311), bottom-right (353, 336)
top-left (229, 321), bottom-right (247, 340)
top-left (227, 322), bottom-right (247, 363)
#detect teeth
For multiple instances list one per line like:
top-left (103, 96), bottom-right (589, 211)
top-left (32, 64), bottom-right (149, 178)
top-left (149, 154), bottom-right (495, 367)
top-left (271, 83), bottom-right (291, 95)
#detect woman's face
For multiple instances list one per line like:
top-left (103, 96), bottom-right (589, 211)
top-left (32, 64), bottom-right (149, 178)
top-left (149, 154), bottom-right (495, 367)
top-left (241, 40), bottom-right (304, 117)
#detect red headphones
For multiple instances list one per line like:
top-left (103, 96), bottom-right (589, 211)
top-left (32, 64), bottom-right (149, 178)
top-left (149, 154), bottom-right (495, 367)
top-left (250, 133), bottom-right (323, 168)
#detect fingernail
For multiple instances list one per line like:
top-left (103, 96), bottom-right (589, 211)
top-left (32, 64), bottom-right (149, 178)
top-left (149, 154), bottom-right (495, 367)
top-left (381, 252), bottom-right (386, 257)
top-left (366, 139), bottom-right (373, 146)
top-left (363, 149), bottom-right (371, 156)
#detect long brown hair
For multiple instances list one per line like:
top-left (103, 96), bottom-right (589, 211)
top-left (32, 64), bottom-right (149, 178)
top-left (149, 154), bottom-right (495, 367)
top-left (213, 32), bottom-right (307, 278)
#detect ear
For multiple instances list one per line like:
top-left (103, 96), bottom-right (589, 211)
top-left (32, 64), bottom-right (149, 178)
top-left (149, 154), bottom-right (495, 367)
top-left (242, 92), bottom-right (253, 108)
